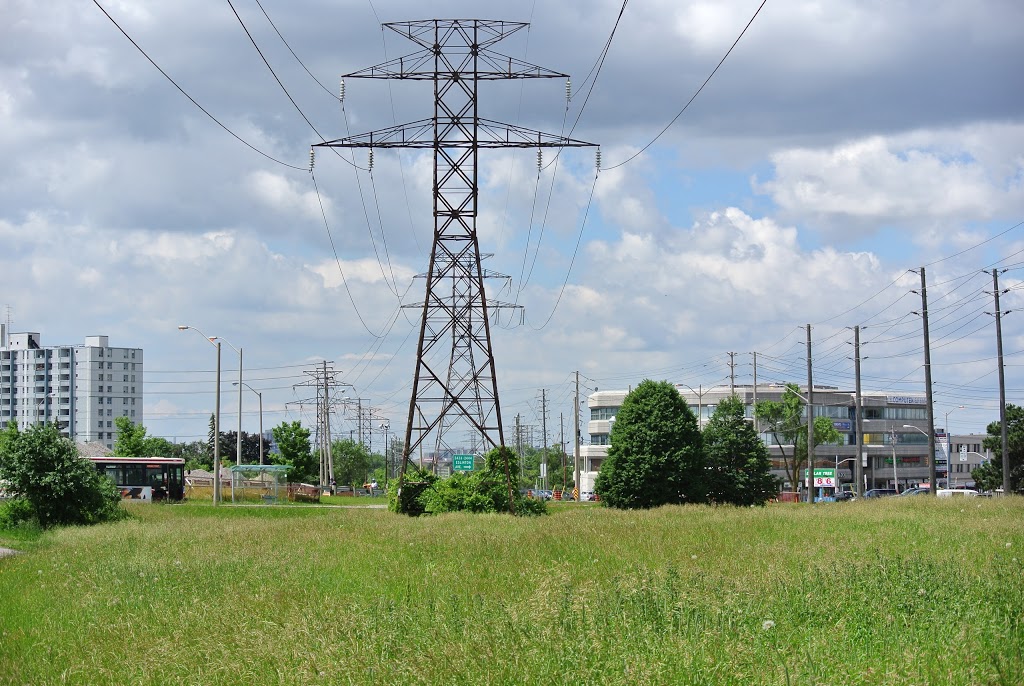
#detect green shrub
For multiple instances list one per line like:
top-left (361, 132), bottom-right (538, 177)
top-left (0, 423), bottom-right (128, 528)
top-left (0, 497), bottom-right (36, 529)
top-left (395, 447), bottom-right (547, 517)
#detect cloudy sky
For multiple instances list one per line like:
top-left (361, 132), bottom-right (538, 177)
top-left (2, 0), bottom-right (1022, 449)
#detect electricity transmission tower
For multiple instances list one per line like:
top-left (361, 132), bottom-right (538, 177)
top-left (292, 362), bottom-right (350, 488)
top-left (316, 19), bottom-right (595, 509)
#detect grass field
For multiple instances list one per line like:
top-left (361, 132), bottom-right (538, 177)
top-left (1, 498), bottom-right (1022, 685)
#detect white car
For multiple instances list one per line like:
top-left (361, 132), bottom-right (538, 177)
top-left (936, 488), bottom-right (978, 498)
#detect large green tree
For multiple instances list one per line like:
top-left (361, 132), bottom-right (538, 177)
top-left (112, 416), bottom-right (150, 456)
top-left (703, 396), bottom-right (778, 506)
top-left (331, 438), bottom-right (374, 488)
top-left (594, 379), bottom-right (705, 508)
top-left (972, 404), bottom-right (1024, 493)
top-left (221, 430), bottom-right (271, 465)
top-left (270, 421), bottom-right (316, 483)
top-left (755, 384), bottom-right (841, 492)
top-left (0, 422), bottom-right (124, 528)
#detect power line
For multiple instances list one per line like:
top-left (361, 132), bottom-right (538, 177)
top-left (604, 0), bottom-right (768, 171)
top-left (90, 0), bottom-right (305, 171)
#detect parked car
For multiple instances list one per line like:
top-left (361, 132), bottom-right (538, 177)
top-left (864, 488), bottom-right (899, 498)
top-left (834, 491), bottom-right (856, 501)
top-left (898, 487), bottom-right (931, 496)
top-left (937, 488), bottom-right (979, 498)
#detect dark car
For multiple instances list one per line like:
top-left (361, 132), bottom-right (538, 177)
top-left (834, 491), bottom-right (856, 501)
top-left (898, 487), bottom-right (930, 496)
top-left (864, 488), bottom-right (899, 498)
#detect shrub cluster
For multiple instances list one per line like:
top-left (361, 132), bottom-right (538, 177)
top-left (0, 423), bottom-right (127, 529)
top-left (389, 447), bottom-right (547, 517)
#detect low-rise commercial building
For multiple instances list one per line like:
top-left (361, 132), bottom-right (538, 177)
top-left (581, 384), bottom-right (950, 495)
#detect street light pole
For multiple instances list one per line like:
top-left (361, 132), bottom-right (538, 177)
top-left (944, 406), bottom-right (964, 489)
top-left (178, 325), bottom-right (222, 505)
top-left (212, 338), bottom-right (243, 503)
top-left (234, 381), bottom-right (264, 465)
top-left (902, 424), bottom-right (935, 491)
top-left (836, 457), bottom-right (856, 493)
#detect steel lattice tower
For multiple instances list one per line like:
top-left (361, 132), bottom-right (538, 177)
top-left (316, 19), bottom-right (594, 508)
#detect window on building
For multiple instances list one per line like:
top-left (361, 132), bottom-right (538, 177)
top-left (98, 349), bottom-right (104, 358)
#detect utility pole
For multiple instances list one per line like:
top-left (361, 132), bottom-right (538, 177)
top-left (540, 389), bottom-right (548, 490)
top-left (728, 352), bottom-right (736, 394)
top-left (751, 352), bottom-right (758, 423)
top-left (890, 426), bottom-right (899, 491)
top-left (806, 325), bottom-right (814, 504)
top-left (915, 267), bottom-right (938, 494)
top-left (516, 413), bottom-right (523, 481)
top-left (559, 413), bottom-right (566, 491)
top-left (316, 19), bottom-right (595, 513)
top-left (990, 269), bottom-right (1011, 494)
top-left (853, 325), bottom-right (865, 496)
top-left (574, 371), bottom-right (581, 500)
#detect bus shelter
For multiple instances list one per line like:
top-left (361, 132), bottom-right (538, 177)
top-left (229, 464), bottom-right (289, 504)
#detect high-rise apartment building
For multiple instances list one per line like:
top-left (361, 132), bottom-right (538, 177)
top-left (0, 326), bottom-right (143, 450)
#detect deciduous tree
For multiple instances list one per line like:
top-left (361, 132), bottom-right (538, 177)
top-left (331, 438), bottom-right (374, 488)
top-left (972, 404), bottom-right (1024, 493)
top-left (703, 396), bottom-right (778, 505)
top-left (595, 379), bottom-right (705, 508)
top-left (271, 421), bottom-right (315, 484)
top-left (755, 384), bottom-right (840, 493)
top-left (0, 423), bottom-right (124, 528)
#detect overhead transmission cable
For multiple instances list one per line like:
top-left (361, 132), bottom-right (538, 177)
top-left (228, 0), bottom-right (405, 300)
top-left (603, 0), bottom-right (768, 171)
top-left (90, 0), bottom-right (305, 171)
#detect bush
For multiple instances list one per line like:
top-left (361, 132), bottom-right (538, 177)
top-left (392, 447), bottom-right (547, 517)
top-left (0, 497), bottom-right (37, 530)
top-left (0, 423), bottom-right (128, 529)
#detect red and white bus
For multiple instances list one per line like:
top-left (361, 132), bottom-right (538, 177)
top-left (89, 457), bottom-right (186, 502)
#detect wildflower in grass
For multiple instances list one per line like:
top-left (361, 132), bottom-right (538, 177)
top-left (691, 554), bottom-right (698, 560)
top-left (918, 588), bottom-right (926, 596)
top-left (1006, 542), bottom-right (1012, 548)
top-left (762, 620), bottom-right (775, 630)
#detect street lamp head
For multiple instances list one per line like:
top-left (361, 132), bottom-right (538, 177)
top-left (177, 325), bottom-right (188, 331)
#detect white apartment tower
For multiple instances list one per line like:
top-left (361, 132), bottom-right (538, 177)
top-left (0, 326), bottom-right (143, 450)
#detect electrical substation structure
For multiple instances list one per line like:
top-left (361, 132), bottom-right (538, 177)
top-left (315, 19), bottom-right (596, 512)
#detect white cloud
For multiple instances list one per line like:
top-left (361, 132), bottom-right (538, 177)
top-left (756, 124), bottom-right (1024, 230)
top-left (247, 170), bottom-right (325, 223)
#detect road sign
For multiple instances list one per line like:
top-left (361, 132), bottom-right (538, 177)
top-left (959, 445), bottom-right (968, 462)
top-left (453, 454), bottom-right (475, 471)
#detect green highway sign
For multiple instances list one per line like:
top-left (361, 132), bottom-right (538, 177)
top-left (453, 454), bottom-right (475, 471)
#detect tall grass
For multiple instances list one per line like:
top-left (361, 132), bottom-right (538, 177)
top-left (1, 499), bottom-right (1021, 685)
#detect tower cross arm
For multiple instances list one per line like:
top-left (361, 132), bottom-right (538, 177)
top-left (344, 49), bottom-right (570, 80)
top-left (316, 119), bottom-right (595, 150)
